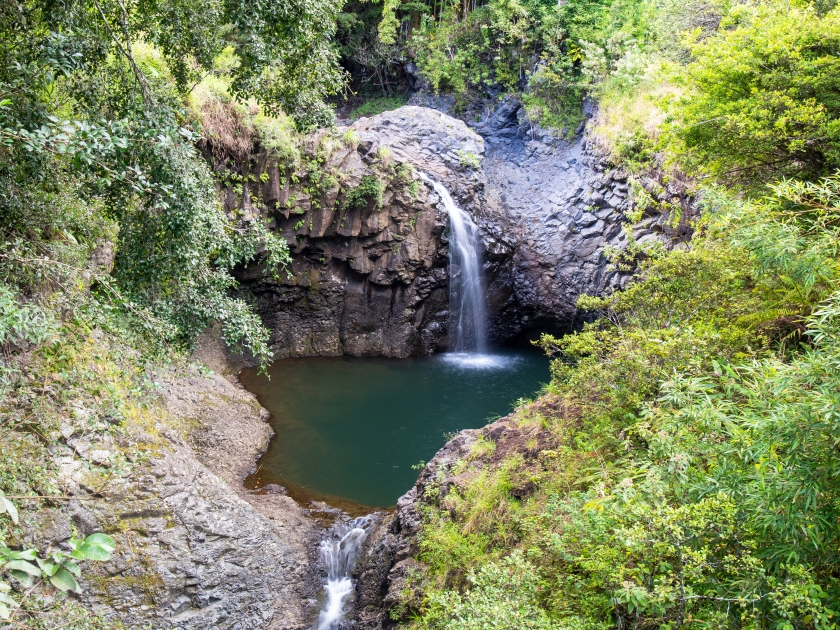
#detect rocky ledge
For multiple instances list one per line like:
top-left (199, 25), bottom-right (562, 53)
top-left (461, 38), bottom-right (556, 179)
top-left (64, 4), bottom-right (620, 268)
top-left (24, 330), bottom-right (322, 629)
top-left (234, 106), bottom-right (497, 358)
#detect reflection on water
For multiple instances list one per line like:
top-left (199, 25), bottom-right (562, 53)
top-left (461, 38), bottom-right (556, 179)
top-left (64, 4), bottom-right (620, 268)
top-left (239, 348), bottom-right (549, 508)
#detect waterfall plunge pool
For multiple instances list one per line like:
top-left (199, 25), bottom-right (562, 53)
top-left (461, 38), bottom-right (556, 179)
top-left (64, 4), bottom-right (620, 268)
top-left (240, 348), bottom-right (549, 510)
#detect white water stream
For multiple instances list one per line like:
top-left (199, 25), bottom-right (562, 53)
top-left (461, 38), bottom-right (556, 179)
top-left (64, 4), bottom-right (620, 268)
top-left (315, 517), bottom-right (371, 630)
top-left (419, 174), bottom-right (489, 354)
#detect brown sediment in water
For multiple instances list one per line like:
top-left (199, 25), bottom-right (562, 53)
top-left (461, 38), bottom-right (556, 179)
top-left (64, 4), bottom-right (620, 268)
top-left (245, 467), bottom-right (390, 519)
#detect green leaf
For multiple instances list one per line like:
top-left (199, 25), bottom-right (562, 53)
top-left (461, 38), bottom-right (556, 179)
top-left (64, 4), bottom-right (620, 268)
top-left (8, 570), bottom-right (36, 588)
top-left (1, 548), bottom-right (36, 562)
top-left (0, 498), bottom-right (17, 525)
top-left (84, 533), bottom-right (116, 554)
top-left (74, 544), bottom-right (110, 561)
top-left (5, 559), bottom-right (41, 576)
top-left (35, 557), bottom-right (58, 576)
top-left (48, 567), bottom-right (79, 592)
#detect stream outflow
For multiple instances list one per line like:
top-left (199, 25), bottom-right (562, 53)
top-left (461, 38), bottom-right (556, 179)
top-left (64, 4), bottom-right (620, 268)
top-left (316, 517), bottom-right (371, 630)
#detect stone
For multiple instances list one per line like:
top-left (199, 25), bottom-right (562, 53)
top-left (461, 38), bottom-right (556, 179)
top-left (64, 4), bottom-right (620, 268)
top-left (61, 359), bottom-right (321, 630)
top-left (218, 94), bottom-right (697, 356)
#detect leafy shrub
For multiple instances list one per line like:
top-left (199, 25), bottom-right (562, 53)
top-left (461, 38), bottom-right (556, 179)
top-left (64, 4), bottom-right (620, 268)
top-left (423, 552), bottom-right (560, 630)
top-left (344, 175), bottom-right (385, 209)
top-left (349, 94), bottom-right (410, 119)
top-left (0, 494), bottom-right (116, 620)
top-left (0, 285), bottom-right (54, 351)
top-left (663, 2), bottom-right (840, 186)
top-left (0, 8), bottom-right (313, 366)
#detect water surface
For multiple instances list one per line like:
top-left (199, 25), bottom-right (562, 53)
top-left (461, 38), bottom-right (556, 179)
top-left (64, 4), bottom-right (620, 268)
top-left (240, 348), bottom-right (549, 508)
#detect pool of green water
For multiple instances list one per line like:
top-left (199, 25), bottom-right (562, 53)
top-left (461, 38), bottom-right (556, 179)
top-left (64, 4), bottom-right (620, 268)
top-left (239, 348), bottom-right (550, 509)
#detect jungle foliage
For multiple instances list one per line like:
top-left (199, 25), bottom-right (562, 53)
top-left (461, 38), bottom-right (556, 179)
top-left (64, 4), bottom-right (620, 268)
top-left (338, 0), bottom-right (665, 129)
top-left (398, 1), bottom-right (840, 629)
top-left (411, 177), bottom-right (840, 630)
top-left (0, 0), bottom-right (344, 624)
top-left (0, 0), bottom-right (345, 367)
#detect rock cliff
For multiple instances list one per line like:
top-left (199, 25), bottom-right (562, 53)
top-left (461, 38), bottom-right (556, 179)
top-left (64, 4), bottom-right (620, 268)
top-left (231, 102), bottom-right (691, 358)
top-left (47, 334), bottom-right (322, 629)
top-left (416, 94), bottom-right (695, 336)
top-left (234, 107), bottom-right (496, 358)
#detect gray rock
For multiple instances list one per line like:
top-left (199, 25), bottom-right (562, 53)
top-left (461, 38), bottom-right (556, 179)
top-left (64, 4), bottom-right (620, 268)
top-left (71, 363), bottom-right (319, 629)
top-left (227, 99), bottom-right (694, 352)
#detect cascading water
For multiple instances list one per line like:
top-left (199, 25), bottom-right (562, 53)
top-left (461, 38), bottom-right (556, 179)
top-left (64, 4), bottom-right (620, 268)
top-left (419, 174), bottom-right (489, 355)
top-left (315, 516), bottom-right (371, 630)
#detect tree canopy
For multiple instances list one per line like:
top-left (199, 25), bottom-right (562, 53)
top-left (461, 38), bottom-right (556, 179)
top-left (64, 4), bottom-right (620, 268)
top-left (0, 0), bottom-right (347, 365)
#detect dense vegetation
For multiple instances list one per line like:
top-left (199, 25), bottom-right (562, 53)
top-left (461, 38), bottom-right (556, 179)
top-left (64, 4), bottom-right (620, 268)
top-left (3, 0), bottom-right (840, 627)
top-left (378, 0), bottom-right (840, 628)
top-left (0, 0), bottom-right (344, 625)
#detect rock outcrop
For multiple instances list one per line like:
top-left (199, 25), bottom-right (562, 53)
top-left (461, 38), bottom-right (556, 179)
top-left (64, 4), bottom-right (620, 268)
top-left (234, 107), bottom-right (500, 358)
top-left (351, 399), bottom-right (568, 628)
top-left (231, 102), bottom-right (692, 357)
top-left (415, 94), bottom-right (694, 336)
top-left (474, 98), bottom-right (632, 335)
top-left (44, 335), bottom-right (321, 629)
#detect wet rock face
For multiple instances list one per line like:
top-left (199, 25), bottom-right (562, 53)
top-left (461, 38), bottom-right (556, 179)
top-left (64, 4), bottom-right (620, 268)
top-left (476, 98), bottom-right (638, 336)
top-left (234, 102), bottom-right (691, 358)
top-left (235, 106), bottom-right (501, 359)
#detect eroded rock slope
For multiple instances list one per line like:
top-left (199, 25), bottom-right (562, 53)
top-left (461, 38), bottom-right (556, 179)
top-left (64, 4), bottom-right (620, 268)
top-left (42, 339), bottom-right (321, 629)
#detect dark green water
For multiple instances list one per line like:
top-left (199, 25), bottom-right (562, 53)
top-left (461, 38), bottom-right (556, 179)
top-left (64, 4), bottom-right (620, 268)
top-left (239, 349), bottom-right (549, 509)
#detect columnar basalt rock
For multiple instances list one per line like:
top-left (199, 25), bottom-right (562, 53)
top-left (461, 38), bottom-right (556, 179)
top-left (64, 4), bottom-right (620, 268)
top-left (234, 106), bottom-right (510, 359)
top-left (231, 102), bottom-right (693, 358)
top-left (469, 96), bottom-right (695, 336)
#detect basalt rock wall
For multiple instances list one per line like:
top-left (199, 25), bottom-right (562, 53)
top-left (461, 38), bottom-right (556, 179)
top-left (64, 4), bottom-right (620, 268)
top-left (452, 95), bottom-right (695, 337)
top-left (229, 102), bottom-right (693, 359)
top-left (231, 107), bottom-right (510, 359)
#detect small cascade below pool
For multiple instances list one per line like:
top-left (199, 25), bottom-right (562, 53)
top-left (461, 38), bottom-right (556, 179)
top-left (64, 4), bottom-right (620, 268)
top-left (316, 516), bottom-right (371, 630)
top-left (419, 174), bottom-right (489, 354)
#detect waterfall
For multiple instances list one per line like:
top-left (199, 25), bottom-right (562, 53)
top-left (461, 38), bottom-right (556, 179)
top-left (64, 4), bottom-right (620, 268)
top-left (315, 516), bottom-right (371, 630)
top-left (419, 174), bottom-right (489, 354)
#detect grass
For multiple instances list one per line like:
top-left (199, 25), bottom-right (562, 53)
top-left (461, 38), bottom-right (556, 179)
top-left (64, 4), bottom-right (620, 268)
top-left (349, 94), bottom-right (410, 120)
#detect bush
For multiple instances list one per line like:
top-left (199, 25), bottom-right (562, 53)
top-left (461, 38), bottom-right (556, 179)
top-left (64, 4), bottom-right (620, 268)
top-left (344, 175), bottom-right (385, 209)
top-left (423, 552), bottom-right (562, 630)
top-left (663, 2), bottom-right (840, 187)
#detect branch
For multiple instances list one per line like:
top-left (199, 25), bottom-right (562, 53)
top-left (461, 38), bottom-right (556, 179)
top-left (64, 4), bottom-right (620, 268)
top-left (91, 0), bottom-right (152, 107)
